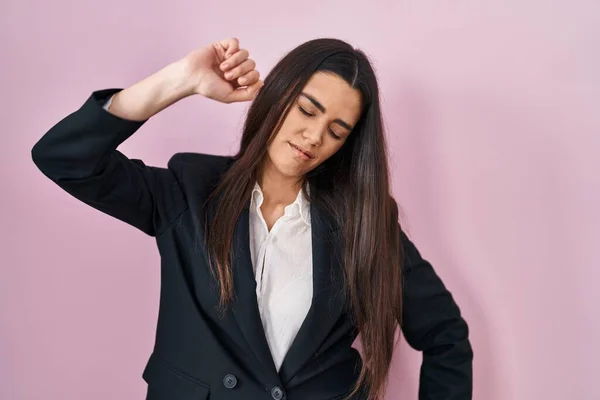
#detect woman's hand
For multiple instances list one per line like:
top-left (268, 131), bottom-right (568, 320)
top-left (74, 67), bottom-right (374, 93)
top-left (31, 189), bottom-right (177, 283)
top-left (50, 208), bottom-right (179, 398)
top-left (182, 37), bottom-right (264, 103)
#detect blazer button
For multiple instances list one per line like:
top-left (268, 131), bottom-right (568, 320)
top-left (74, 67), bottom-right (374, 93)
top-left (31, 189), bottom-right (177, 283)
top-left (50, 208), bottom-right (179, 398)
top-left (223, 373), bottom-right (237, 389)
top-left (271, 386), bottom-right (284, 400)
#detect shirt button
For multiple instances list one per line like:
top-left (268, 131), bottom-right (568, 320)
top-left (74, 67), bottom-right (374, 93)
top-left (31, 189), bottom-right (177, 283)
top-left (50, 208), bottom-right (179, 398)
top-left (271, 386), bottom-right (284, 400)
top-left (223, 373), bottom-right (237, 389)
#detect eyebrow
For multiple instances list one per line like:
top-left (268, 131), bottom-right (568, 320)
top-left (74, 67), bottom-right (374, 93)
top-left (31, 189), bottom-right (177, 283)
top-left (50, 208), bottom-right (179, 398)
top-left (299, 92), bottom-right (354, 131)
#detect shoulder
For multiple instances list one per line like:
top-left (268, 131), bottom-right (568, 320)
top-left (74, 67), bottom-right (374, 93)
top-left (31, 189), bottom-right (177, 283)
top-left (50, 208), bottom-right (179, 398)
top-left (167, 152), bottom-right (235, 189)
top-left (168, 152), bottom-right (234, 173)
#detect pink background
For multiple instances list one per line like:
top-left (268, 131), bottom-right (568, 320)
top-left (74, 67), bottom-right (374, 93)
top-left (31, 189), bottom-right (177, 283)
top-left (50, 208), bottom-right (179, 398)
top-left (2, 1), bottom-right (599, 399)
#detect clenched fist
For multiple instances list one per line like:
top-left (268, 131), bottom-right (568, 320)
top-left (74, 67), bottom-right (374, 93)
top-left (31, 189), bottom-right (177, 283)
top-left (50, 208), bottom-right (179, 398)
top-left (182, 37), bottom-right (264, 103)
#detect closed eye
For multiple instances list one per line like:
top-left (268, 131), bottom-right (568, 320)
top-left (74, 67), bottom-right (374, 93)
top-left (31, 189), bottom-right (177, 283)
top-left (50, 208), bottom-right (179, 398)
top-left (298, 106), bottom-right (313, 117)
top-left (297, 106), bottom-right (343, 140)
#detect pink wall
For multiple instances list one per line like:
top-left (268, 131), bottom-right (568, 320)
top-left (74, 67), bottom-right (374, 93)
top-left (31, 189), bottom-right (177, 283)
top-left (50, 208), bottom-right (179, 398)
top-left (2, 1), bottom-right (599, 399)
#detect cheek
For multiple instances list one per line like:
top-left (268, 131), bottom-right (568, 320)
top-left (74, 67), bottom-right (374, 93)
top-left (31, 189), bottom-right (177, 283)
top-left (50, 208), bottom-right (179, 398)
top-left (277, 111), bottom-right (301, 133)
top-left (266, 139), bottom-right (294, 169)
top-left (319, 141), bottom-right (345, 162)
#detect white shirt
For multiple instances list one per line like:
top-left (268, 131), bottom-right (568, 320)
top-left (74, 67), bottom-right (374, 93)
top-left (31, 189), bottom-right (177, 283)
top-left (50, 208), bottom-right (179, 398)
top-left (249, 182), bottom-right (313, 371)
top-left (103, 95), bottom-right (314, 372)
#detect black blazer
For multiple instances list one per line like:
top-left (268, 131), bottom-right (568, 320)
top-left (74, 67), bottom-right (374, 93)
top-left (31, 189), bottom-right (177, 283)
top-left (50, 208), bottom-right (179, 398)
top-left (31, 88), bottom-right (473, 400)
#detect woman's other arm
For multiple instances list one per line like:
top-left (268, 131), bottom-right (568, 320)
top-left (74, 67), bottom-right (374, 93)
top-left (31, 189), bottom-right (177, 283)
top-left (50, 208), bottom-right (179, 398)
top-left (400, 228), bottom-right (474, 399)
top-left (31, 38), bottom-right (262, 236)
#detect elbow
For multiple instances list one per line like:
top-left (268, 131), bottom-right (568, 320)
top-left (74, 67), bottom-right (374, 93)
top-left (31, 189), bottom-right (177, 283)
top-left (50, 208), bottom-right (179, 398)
top-left (31, 137), bottom-right (61, 181)
top-left (31, 136), bottom-right (72, 181)
top-left (424, 317), bottom-right (474, 365)
top-left (31, 138), bottom-right (50, 175)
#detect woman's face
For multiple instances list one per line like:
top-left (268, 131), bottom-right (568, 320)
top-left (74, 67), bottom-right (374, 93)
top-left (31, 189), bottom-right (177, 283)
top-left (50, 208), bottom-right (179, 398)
top-left (264, 71), bottom-right (363, 180)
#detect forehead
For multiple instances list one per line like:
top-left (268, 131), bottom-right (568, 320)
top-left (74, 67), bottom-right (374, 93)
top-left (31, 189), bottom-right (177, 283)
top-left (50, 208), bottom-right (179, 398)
top-left (300, 72), bottom-right (362, 123)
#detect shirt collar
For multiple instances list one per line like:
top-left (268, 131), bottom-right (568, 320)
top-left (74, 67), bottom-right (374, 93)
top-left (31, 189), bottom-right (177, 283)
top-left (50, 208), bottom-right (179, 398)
top-left (251, 181), bottom-right (311, 226)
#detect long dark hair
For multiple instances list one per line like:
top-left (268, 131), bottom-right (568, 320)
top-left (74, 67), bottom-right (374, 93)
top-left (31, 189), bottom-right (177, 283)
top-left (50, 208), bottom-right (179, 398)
top-left (204, 38), bottom-right (403, 400)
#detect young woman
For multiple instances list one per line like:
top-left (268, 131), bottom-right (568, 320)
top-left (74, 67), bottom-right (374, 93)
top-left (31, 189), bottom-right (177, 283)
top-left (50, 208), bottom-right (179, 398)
top-left (32, 37), bottom-right (473, 400)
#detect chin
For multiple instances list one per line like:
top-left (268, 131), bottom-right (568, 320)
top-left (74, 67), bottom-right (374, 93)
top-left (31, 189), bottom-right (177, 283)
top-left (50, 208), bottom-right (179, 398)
top-left (275, 161), bottom-right (307, 178)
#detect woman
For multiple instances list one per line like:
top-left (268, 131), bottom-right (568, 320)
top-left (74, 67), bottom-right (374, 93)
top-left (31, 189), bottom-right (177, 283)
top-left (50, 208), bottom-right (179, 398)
top-left (31, 37), bottom-right (473, 400)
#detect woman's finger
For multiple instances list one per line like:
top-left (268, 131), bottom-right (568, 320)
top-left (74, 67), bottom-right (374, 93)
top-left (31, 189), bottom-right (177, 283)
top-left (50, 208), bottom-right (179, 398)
top-left (237, 69), bottom-right (260, 86)
top-left (220, 49), bottom-right (249, 72)
top-left (218, 37), bottom-right (239, 58)
top-left (225, 79), bottom-right (264, 103)
top-left (224, 58), bottom-right (255, 80)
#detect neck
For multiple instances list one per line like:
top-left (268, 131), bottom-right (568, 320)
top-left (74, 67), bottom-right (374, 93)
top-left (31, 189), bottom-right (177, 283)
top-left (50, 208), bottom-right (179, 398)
top-left (258, 158), bottom-right (304, 206)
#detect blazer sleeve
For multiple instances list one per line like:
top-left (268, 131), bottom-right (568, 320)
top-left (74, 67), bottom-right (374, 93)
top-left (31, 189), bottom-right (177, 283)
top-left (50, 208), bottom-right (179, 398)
top-left (399, 228), bottom-right (473, 399)
top-left (31, 88), bottom-right (187, 237)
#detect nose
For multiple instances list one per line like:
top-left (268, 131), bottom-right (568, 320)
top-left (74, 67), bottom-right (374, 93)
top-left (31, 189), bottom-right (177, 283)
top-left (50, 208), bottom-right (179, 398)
top-left (302, 125), bottom-right (324, 147)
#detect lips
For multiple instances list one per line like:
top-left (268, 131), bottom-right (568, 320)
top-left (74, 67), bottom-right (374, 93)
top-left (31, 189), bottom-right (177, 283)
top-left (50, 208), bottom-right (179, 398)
top-left (289, 142), bottom-right (314, 159)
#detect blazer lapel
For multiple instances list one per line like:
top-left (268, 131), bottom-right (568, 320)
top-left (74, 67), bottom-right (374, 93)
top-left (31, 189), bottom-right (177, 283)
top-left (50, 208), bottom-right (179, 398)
top-left (208, 194), bottom-right (346, 386)
top-left (229, 205), bottom-right (280, 382)
top-left (278, 202), bottom-right (346, 385)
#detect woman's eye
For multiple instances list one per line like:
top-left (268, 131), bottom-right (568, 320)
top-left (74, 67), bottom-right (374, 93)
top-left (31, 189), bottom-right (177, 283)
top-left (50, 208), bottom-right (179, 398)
top-left (298, 106), bottom-right (313, 117)
top-left (299, 106), bottom-right (343, 140)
